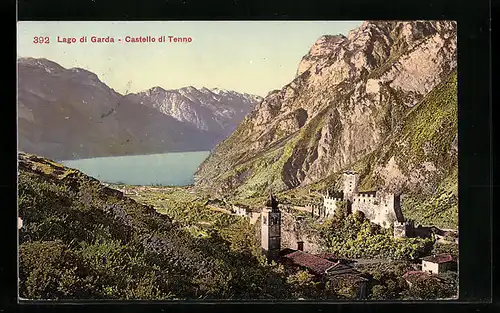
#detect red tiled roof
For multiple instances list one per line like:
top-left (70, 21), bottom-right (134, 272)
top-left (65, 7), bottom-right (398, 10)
top-left (283, 250), bottom-right (337, 275)
top-left (422, 253), bottom-right (454, 263)
top-left (314, 252), bottom-right (340, 261)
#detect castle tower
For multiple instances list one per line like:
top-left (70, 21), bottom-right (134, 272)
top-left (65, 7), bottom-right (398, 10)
top-left (261, 192), bottom-right (281, 262)
top-left (343, 170), bottom-right (359, 201)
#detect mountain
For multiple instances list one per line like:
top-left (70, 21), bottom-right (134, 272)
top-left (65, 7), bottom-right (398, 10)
top-left (194, 21), bottom-right (457, 227)
top-left (17, 58), bottom-right (220, 160)
top-left (125, 86), bottom-right (262, 141)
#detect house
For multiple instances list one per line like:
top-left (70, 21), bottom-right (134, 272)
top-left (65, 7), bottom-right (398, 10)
top-left (421, 254), bottom-right (457, 274)
top-left (232, 204), bottom-right (249, 217)
top-left (281, 249), bottom-right (368, 299)
top-left (282, 250), bottom-right (337, 276)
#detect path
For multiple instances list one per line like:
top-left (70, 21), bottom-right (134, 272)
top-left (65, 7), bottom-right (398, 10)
top-left (206, 205), bottom-right (232, 214)
top-left (352, 258), bottom-right (392, 265)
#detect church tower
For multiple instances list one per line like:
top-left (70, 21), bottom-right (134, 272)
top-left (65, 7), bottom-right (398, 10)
top-left (261, 192), bottom-right (281, 262)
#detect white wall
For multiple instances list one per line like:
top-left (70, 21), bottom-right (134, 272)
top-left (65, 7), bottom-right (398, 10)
top-left (422, 260), bottom-right (440, 274)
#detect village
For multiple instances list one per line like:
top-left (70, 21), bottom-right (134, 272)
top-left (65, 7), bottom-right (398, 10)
top-left (91, 169), bottom-right (458, 300)
top-left (17, 166), bottom-right (458, 300)
top-left (229, 170), bottom-right (459, 299)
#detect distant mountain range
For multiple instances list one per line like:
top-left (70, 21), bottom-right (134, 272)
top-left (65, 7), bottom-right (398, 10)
top-left (17, 57), bottom-right (262, 160)
top-left (125, 86), bottom-right (262, 142)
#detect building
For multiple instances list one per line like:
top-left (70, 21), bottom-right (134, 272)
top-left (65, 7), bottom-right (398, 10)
top-left (421, 254), bottom-right (457, 274)
top-left (232, 204), bottom-right (249, 217)
top-left (261, 192), bottom-right (281, 262)
top-left (281, 249), bottom-right (368, 299)
top-left (260, 195), bottom-right (368, 299)
top-left (282, 250), bottom-right (337, 276)
top-left (394, 220), bottom-right (415, 238)
top-left (321, 170), bottom-right (405, 229)
top-left (343, 170), bottom-right (360, 201)
top-left (322, 192), bottom-right (342, 218)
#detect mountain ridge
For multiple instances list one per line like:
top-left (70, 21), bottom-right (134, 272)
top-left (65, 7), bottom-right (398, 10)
top-left (17, 57), bottom-right (261, 160)
top-left (194, 21), bottom-right (457, 228)
top-left (125, 85), bottom-right (262, 140)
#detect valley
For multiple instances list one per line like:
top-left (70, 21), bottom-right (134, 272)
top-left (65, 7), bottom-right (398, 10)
top-left (17, 20), bottom-right (459, 301)
top-left (17, 153), bottom-right (457, 300)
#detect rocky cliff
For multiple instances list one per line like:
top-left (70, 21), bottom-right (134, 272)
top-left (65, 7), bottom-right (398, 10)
top-left (194, 20), bottom-right (458, 227)
top-left (125, 86), bottom-right (262, 142)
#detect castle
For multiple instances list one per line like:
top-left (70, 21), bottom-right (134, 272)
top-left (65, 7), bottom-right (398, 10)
top-left (322, 170), bottom-right (405, 229)
top-left (259, 193), bottom-right (369, 298)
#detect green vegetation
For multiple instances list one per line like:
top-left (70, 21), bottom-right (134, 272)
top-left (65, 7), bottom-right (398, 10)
top-left (313, 209), bottom-right (434, 261)
top-left (356, 260), bottom-right (457, 300)
top-left (18, 152), bottom-right (458, 300)
top-left (18, 154), bottom-right (293, 300)
top-left (20, 153), bottom-right (380, 300)
top-left (401, 167), bottom-right (458, 229)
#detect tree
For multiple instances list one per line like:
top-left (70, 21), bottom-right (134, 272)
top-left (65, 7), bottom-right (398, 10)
top-left (286, 270), bottom-right (322, 299)
top-left (370, 284), bottom-right (388, 300)
top-left (353, 210), bottom-right (365, 224)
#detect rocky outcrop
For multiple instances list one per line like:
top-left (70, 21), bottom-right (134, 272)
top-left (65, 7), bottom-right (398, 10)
top-left (195, 21), bottom-right (457, 203)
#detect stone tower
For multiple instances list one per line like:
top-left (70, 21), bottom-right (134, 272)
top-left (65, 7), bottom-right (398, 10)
top-left (343, 170), bottom-right (359, 201)
top-left (261, 192), bottom-right (281, 262)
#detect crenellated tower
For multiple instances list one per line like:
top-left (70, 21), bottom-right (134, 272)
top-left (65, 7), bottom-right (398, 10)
top-left (261, 192), bottom-right (281, 262)
top-left (343, 170), bottom-right (359, 201)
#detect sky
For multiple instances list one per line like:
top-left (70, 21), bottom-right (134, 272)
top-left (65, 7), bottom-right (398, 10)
top-left (17, 21), bottom-right (363, 97)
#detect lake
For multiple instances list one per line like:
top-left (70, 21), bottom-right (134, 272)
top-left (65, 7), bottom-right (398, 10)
top-left (59, 151), bottom-right (210, 186)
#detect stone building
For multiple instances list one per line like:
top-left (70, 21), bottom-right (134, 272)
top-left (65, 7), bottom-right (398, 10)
top-left (421, 253), bottom-right (457, 274)
top-left (281, 248), bottom-right (368, 299)
top-left (261, 195), bottom-right (369, 298)
top-left (321, 170), bottom-right (405, 229)
top-left (261, 192), bottom-right (281, 262)
top-left (394, 220), bottom-right (415, 238)
top-left (322, 192), bottom-right (343, 218)
top-left (232, 204), bottom-right (249, 217)
top-left (342, 170), bottom-right (360, 201)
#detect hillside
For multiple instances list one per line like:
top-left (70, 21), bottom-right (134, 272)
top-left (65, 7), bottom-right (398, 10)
top-left (194, 21), bottom-right (457, 228)
top-left (17, 152), bottom-right (294, 300)
top-left (17, 58), bottom-right (221, 160)
top-left (125, 86), bottom-right (262, 142)
top-left (17, 151), bottom-right (457, 300)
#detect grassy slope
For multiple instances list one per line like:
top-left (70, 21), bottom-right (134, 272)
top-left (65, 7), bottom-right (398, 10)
top-left (17, 152), bottom-right (290, 300)
top-left (354, 71), bottom-right (458, 229)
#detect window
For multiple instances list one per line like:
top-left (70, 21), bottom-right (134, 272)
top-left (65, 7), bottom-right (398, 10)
top-left (270, 216), bottom-right (279, 225)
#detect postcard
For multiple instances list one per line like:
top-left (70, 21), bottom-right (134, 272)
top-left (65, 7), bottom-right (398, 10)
top-left (17, 20), bottom-right (458, 301)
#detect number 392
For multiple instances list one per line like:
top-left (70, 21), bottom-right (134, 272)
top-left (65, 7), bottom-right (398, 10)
top-left (33, 36), bottom-right (50, 44)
